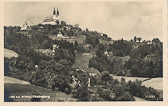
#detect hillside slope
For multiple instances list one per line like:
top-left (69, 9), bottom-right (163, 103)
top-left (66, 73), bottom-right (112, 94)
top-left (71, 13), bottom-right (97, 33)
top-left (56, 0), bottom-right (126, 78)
top-left (72, 52), bottom-right (100, 74)
top-left (4, 48), bottom-right (18, 58)
top-left (142, 78), bottom-right (163, 91)
top-left (4, 76), bottom-right (77, 102)
top-left (4, 76), bottom-right (30, 85)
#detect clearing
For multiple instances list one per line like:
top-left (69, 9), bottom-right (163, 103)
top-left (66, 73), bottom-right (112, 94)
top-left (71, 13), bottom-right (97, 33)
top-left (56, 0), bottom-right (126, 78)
top-left (142, 78), bottom-right (163, 91)
top-left (4, 76), bottom-right (30, 85)
top-left (111, 75), bottom-right (163, 91)
top-left (4, 76), bottom-right (77, 102)
top-left (4, 48), bottom-right (18, 58)
top-left (72, 52), bottom-right (100, 74)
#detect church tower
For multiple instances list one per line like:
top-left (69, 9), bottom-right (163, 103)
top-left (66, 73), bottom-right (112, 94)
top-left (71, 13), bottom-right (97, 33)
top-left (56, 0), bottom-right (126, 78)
top-left (53, 8), bottom-right (57, 21)
top-left (52, 8), bottom-right (60, 24)
top-left (56, 8), bottom-right (59, 20)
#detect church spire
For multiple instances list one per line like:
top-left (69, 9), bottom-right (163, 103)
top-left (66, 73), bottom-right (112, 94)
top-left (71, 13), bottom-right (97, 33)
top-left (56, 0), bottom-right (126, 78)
top-left (57, 8), bottom-right (59, 16)
top-left (53, 8), bottom-right (56, 15)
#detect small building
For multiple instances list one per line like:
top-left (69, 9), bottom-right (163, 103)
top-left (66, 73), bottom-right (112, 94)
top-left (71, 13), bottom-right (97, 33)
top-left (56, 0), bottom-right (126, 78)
top-left (35, 65), bottom-right (38, 68)
top-left (52, 44), bottom-right (59, 52)
top-left (89, 73), bottom-right (97, 77)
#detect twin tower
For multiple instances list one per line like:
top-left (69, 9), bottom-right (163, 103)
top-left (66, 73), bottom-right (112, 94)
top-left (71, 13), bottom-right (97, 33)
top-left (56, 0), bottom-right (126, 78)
top-left (41, 8), bottom-right (60, 25)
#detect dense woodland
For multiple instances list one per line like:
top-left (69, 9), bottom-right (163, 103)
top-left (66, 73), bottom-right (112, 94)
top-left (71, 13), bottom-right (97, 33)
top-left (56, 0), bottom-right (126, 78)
top-left (4, 21), bottom-right (163, 101)
top-left (88, 38), bottom-right (162, 77)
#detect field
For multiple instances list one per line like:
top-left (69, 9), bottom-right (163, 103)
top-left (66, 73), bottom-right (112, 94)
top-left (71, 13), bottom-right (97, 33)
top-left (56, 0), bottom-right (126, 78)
top-left (4, 48), bottom-right (18, 58)
top-left (4, 76), bottom-right (77, 102)
top-left (72, 52), bottom-right (100, 74)
top-left (5, 76), bottom-right (30, 85)
top-left (142, 78), bottom-right (163, 90)
top-left (111, 75), bottom-right (163, 91)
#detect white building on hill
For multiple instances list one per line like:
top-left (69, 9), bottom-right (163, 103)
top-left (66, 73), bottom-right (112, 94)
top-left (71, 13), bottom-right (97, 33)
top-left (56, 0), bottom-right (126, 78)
top-left (57, 31), bottom-right (69, 39)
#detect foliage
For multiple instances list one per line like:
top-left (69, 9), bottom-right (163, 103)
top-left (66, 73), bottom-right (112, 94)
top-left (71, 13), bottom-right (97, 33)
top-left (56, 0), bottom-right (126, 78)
top-left (101, 71), bottom-right (112, 88)
top-left (109, 40), bottom-right (132, 57)
top-left (127, 80), bottom-right (163, 101)
top-left (85, 35), bottom-right (99, 48)
top-left (75, 86), bottom-right (90, 101)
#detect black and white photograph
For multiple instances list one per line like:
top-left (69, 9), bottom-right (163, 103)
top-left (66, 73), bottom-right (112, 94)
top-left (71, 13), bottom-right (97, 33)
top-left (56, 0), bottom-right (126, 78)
top-left (4, 1), bottom-right (163, 102)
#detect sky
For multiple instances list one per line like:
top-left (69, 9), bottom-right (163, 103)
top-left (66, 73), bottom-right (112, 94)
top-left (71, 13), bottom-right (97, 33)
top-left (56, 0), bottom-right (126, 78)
top-left (4, 2), bottom-right (163, 41)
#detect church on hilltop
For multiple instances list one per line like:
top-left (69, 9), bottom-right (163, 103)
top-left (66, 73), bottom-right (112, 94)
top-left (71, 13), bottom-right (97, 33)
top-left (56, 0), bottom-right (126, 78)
top-left (42, 8), bottom-right (60, 25)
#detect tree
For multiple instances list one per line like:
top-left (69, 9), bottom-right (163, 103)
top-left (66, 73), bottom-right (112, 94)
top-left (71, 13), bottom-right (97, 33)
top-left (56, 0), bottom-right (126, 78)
top-left (110, 40), bottom-right (132, 56)
top-left (4, 62), bottom-right (10, 76)
top-left (98, 88), bottom-right (112, 101)
top-left (103, 34), bottom-right (108, 38)
top-left (52, 74), bottom-right (71, 93)
top-left (86, 35), bottom-right (99, 48)
top-left (61, 21), bottom-right (66, 26)
top-left (137, 37), bottom-right (142, 43)
top-left (134, 36), bottom-right (137, 42)
top-left (101, 71), bottom-right (112, 89)
top-left (107, 37), bottom-right (112, 41)
top-left (115, 91), bottom-right (135, 101)
top-left (74, 41), bottom-right (78, 48)
top-left (42, 40), bottom-right (51, 49)
top-left (152, 38), bottom-right (161, 44)
top-left (76, 86), bottom-right (89, 101)
top-left (86, 28), bottom-right (89, 32)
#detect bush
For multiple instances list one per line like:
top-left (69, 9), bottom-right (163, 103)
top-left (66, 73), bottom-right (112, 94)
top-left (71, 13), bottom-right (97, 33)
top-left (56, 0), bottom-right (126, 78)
top-left (75, 86), bottom-right (89, 101)
top-left (115, 92), bottom-right (135, 101)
